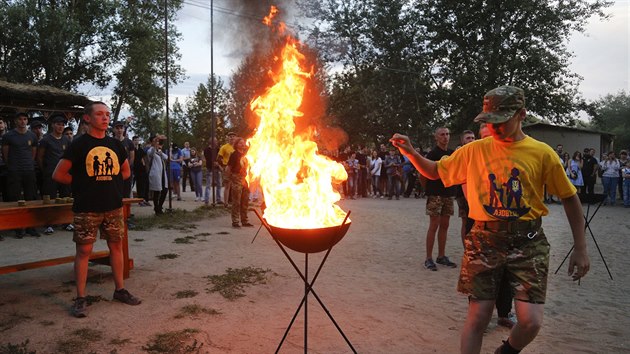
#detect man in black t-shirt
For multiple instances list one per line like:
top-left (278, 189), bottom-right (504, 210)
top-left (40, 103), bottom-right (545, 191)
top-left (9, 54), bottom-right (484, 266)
top-left (37, 114), bottom-right (72, 235)
top-left (53, 101), bottom-right (141, 318)
top-left (2, 113), bottom-right (39, 238)
top-left (581, 148), bottom-right (599, 197)
top-left (422, 127), bottom-right (457, 271)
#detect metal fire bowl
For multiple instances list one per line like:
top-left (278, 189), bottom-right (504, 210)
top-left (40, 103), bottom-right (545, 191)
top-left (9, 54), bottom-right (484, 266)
top-left (266, 222), bottom-right (352, 254)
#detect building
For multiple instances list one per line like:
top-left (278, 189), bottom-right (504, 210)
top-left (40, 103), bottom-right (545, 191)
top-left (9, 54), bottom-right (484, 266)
top-left (522, 121), bottom-right (615, 158)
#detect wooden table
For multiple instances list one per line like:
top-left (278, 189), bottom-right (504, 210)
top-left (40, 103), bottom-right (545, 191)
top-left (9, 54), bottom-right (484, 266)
top-left (0, 198), bottom-right (142, 279)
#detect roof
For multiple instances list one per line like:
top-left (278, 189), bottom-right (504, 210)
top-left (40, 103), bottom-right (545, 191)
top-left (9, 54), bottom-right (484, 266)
top-left (0, 80), bottom-right (92, 115)
top-left (523, 120), bottom-right (614, 138)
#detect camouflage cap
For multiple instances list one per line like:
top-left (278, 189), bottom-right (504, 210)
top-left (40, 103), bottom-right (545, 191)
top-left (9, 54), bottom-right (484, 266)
top-left (474, 86), bottom-right (525, 124)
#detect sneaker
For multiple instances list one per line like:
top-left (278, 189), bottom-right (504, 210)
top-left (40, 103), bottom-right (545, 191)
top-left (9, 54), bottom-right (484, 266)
top-left (497, 313), bottom-right (517, 329)
top-left (113, 289), bottom-right (141, 305)
top-left (65, 224), bottom-right (75, 231)
top-left (436, 256), bottom-right (457, 268)
top-left (26, 228), bottom-right (41, 237)
top-left (15, 229), bottom-right (25, 239)
top-left (71, 297), bottom-right (88, 318)
top-left (242, 222), bottom-right (254, 227)
top-left (424, 259), bottom-right (437, 271)
top-left (232, 222), bottom-right (241, 228)
top-left (44, 226), bottom-right (54, 235)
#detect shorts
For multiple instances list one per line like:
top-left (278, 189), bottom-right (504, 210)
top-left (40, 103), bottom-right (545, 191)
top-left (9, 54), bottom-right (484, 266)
top-left (456, 196), bottom-right (469, 218)
top-left (171, 168), bottom-right (181, 182)
top-left (223, 170), bottom-right (232, 184)
top-left (73, 208), bottom-right (125, 244)
top-left (457, 222), bottom-right (550, 304)
top-left (425, 196), bottom-right (454, 216)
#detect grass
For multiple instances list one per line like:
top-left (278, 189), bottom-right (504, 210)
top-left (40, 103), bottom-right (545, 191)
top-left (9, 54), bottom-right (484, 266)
top-left (134, 238), bottom-right (145, 242)
top-left (132, 207), bottom-right (228, 231)
top-left (206, 267), bottom-right (272, 301)
top-left (109, 338), bottom-right (132, 345)
top-left (0, 340), bottom-right (36, 354)
top-left (0, 312), bottom-right (33, 332)
top-left (156, 253), bottom-right (179, 260)
top-left (39, 320), bottom-right (55, 326)
top-left (173, 290), bottom-right (198, 299)
top-left (143, 328), bottom-right (203, 354)
top-left (173, 236), bottom-right (196, 244)
top-left (174, 304), bottom-right (221, 319)
top-left (56, 328), bottom-right (104, 354)
top-left (194, 232), bottom-right (212, 237)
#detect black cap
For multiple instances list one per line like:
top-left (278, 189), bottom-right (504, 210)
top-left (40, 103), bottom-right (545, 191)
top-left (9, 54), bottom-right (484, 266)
top-left (30, 119), bottom-right (44, 128)
top-left (49, 114), bottom-right (67, 124)
top-left (112, 120), bottom-right (125, 127)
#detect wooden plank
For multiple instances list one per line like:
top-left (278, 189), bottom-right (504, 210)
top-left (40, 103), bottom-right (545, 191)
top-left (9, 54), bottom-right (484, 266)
top-left (0, 250), bottom-right (110, 275)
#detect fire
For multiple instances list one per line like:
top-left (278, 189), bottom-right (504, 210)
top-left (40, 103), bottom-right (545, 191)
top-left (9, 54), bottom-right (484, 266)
top-left (246, 9), bottom-right (348, 229)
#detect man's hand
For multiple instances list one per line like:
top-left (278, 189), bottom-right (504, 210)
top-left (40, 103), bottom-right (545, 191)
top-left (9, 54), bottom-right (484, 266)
top-left (390, 134), bottom-right (415, 157)
top-left (568, 248), bottom-right (590, 281)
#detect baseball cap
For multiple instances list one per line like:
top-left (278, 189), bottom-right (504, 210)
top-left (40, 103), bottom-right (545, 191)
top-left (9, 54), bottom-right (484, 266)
top-left (112, 120), bottom-right (125, 128)
top-left (49, 114), bottom-right (67, 124)
top-left (30, 119), bottom-right (44, 128)
top-left (474, 86), bottom-right (525, 124)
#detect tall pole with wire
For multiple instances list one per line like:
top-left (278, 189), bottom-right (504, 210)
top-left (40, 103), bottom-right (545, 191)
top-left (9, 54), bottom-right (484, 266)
top-left (165, 0), bottom-right (172, 210)
top-left (210, 0), bottom-right (216, 206)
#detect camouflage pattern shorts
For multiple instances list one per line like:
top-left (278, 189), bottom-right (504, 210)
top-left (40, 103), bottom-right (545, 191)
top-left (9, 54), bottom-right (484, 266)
top-left (456, 196), bottom-right (469, 218)
top-left (457, 222), bottom-right (550, 304)
top-left (73, 208), bottom-right (125, 244)
top-left (425, 196), bottom-right (454, 216)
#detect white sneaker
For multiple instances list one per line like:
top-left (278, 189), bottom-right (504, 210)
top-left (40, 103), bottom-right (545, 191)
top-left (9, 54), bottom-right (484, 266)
top-left (44, 226), bottom-right (54, 235)
top-left (64, 224), bottom-right (75, 231)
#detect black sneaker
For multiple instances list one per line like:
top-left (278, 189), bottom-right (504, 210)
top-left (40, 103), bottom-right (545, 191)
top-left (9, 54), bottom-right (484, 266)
top-left (424, 258), bottom-right (437, 271)
top-left (436, 256), bottom-right (457, 268)
top-left (232, 222), bottom-right (241, 228)
top-left (113, 289), bottom-right (141, 305)
top-left (14, 229), bottom-right (25, 239)
top-left (71, 297), bottom-right (88, 318)
top-left (26, 228), bottom-right (41, 237)
top-left (242, 222), bottom-right (254, 227)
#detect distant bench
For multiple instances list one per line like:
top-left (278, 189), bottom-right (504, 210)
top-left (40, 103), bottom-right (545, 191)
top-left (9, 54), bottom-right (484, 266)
top-left (0, 198), bottom-right (142, 278)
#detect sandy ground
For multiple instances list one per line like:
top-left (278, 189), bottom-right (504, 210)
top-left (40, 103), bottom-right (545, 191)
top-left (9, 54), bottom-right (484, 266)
top-left (1, 191), bottom-right (629, 354)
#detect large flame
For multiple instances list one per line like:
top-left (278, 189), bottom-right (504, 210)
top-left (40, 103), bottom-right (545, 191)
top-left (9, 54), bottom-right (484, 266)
top-left (246, 16), bottom-right (348, 229)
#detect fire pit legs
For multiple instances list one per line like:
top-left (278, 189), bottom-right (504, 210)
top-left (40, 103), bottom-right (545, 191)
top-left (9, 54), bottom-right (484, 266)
top-left (273, 246), bottom-right (357, 354)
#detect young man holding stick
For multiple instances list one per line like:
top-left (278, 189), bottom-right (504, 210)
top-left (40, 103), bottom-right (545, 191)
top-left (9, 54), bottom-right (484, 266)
top-left (391, 86), bottom-right (589, 354)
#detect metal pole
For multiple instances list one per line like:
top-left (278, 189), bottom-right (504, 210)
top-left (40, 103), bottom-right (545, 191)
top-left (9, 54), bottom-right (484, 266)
top-left (210, 0), bottom-right (216, 205)
top-left (164, 0), bottom-right (172, 210)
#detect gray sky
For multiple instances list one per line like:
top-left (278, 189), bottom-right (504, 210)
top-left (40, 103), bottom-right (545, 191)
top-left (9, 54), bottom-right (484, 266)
top-left (172, 0), bottom-right (628, 103)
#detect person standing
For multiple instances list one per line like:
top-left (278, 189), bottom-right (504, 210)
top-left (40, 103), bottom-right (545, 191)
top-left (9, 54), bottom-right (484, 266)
top-left (391, 86), bottom-right (589, 354)
top-left (37, 114), bottom-right (72, 235)
top-left (422, 127), bottom-right (457, 271)
top-left (567, 151), bottom-right (584, 194)
top-left (112, 121), bottom-right (135, 198)
top-left (1, 113), bottom-right (40, 238)
top-left (146, 134), bottom-right (169, 215)
top-left (618, 150), bottom-right (628, 203)
top-left (227, 137), bottom-right (253, 228)
top-left (384, 148), bottom-right (402, 200)
top-left (600, 151), bottom-right (620, 205)
top-left (53, 101), bottom-right (141, 318)
top-left (581, 148), bottom-right (598, 197)
top-left (218, 132), bottom-right (236, 206)
top-left (181, 141), bottom-right (192, 193)
top-left (369, 149), bottom-right (383, 198)
top-left (187, 148), bottom-right (204, 201)
top-left (621, 159), bottom-right (630, 208)
top-left (132, 135), bottom-right (150, 206)
top-left (203, 137), bottom-right (222, 205)
top-left (0, 118), bottom-right (7, 204)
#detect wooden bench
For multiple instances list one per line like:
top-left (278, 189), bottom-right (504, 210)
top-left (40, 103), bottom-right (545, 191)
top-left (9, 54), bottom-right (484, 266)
top-left (0, 250), bottom-right (110, 275)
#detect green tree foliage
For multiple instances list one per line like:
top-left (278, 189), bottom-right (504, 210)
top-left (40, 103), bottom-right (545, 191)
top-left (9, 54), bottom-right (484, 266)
top-left (182, 74), bottom-right (229, 148)
top-left (299, 0), bottom-right (611, 145)
top-left (110, 0), bottom-right (185, 122)
top-left (0, 0), bottom-right (119, 89)
top-left (590, 91), bottom-right (630, 150)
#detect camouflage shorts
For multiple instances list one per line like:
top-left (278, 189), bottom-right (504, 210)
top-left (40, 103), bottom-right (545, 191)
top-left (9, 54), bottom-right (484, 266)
top-left (425, 196), bottom-right (454, 216)
top-left (73, 208), bottom-right (125, 244)
top-left (456, 196), bottom-right (469, 218)
top-left (457, 222), bottom-right (550, 304)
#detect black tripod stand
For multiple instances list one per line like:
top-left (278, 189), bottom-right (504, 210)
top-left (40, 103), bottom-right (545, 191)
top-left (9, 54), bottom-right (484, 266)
top-left (554, 193), bottom-right (613, 280)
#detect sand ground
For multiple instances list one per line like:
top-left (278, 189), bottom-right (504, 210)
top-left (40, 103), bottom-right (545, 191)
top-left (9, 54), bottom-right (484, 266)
top-left (1, 191), bottom-right (629, 353)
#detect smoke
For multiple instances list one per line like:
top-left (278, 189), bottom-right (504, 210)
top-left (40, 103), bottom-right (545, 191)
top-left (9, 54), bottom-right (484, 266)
top-left (212, 0), bottom-right (296, 60)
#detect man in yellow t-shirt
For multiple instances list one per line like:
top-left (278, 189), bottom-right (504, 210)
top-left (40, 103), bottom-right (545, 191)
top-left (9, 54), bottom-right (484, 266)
top-left (218, 132), bottom-right (236, 206)
top-left (391, 86), bottom-right (590, 354)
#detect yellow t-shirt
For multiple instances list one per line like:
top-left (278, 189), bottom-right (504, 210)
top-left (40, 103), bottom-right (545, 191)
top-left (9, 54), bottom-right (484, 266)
top-left (437, 136), bottom-right (576, 221)
top-left (218, 143), bottom-right (234, 166)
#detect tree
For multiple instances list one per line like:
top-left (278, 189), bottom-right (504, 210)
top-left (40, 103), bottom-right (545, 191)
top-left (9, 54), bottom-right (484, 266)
top-left (184, 74), bottom-right (229, 148)
top-left (0, 0), bottom-right (119, 90)
top-left (110, 0), bottom-right (185, 122)
top-left (590, 91), bottom-right (630, 151)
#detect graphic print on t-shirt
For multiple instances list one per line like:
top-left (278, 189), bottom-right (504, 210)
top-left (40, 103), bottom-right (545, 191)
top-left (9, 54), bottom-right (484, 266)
top-left (85, 146), bottom-right (120, 181)
top-left (483, 167), bottom-right (531, 220)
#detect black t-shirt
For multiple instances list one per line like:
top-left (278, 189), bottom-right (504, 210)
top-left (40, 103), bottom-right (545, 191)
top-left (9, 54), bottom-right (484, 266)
top-left (582, 155), bottom-right (598, 177)
top-left (2, 129), bottom-right (37, 172)
top-left (62, 134), bottom-right (127, 212)
top-left (204, 146), bottom-right (219, 171)
top-left (227, 150), bottom-right (247, 176)
top-left (133, 145), bottom-right (147, 175)
top-left (356, 152), bottom-right (367, 168)
top-left (39, 133), bottom-right (71, 175)
top-left (425, 146), bottom-right (456, 197)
